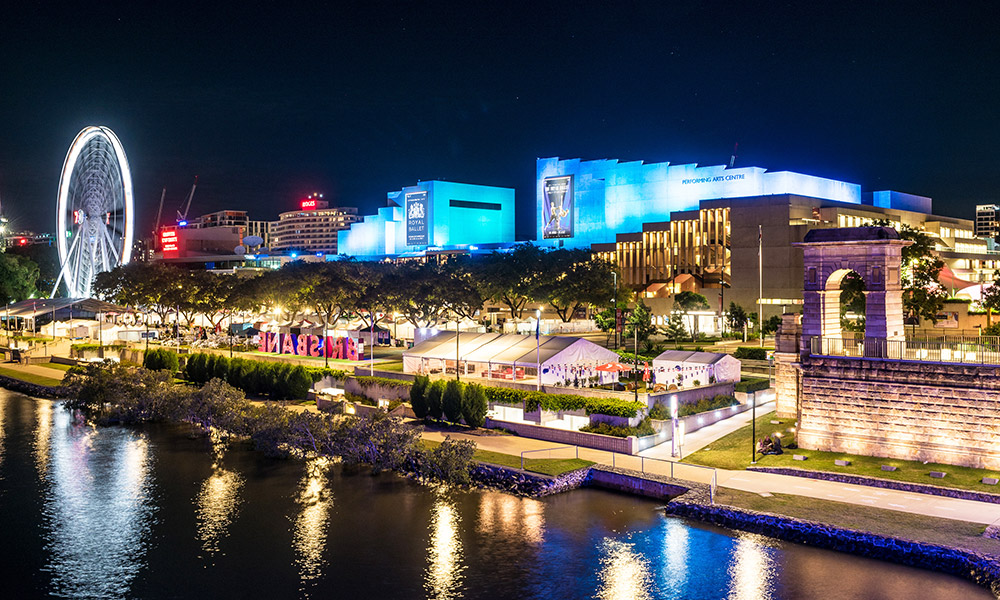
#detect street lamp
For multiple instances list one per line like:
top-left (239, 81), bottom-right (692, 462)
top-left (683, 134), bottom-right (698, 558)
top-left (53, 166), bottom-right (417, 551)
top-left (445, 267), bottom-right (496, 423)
top-left (612, 271), bottom-right (618, 349)
top-left (535, 309), bottom-right (541, 391)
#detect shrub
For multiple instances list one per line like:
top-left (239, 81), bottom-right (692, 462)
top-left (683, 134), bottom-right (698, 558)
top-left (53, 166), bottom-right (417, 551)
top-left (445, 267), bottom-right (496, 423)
top-left (355, 375), bottom-right (413, 390)
top-left (287, 365), bottom-right (313, 400)
top-left (346, 391), bottom-right (375, 406)
top-left (678, 394), bottom-right (738, 417)
top-left (692, 379), bottom-right (701, 387)
top-left (481, 385), bottom-right (643, 418)
top-left (580, 418), bottom-right (655, 438)
top-left (733, 347), bottom-right (767, 360)
top-left (462, 383), bottom-right (488, 428)
top-left (185, 353), bottom-right (207, 382)
top-left (410, 375), bottom-right (430, 418)
top-left (442, 380), bottom-right (465, 423)
top-left (274, 362), bottom-right (296, 399)
top-left (734, 378), bottom-right (770, 393)
top-left (425, 380), bottom-right (446, 420)
top-left (648, 400), bottom-right (670, 420)
top-left (213, 356), bottom-right (231, 381)
top-left (144, 348), bottom-right (179, 373)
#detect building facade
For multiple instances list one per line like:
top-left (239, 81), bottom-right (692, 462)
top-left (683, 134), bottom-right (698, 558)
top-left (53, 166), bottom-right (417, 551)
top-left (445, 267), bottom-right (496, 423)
top-left (540, 156), bottom-right (998, 329)
top-left (976, 204), bottom-right (1000, 239)
top-left (269, 196), bottom-right (359, 255)
top-left (337, 180), bottom-right (515, 259)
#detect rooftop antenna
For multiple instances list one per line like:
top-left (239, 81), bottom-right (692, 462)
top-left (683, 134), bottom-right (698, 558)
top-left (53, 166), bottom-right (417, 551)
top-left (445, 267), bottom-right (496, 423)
top-left (729, 143), bottom-right (739, 169)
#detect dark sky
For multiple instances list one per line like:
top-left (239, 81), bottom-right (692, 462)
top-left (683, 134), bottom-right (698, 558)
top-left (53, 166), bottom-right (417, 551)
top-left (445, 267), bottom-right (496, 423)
top-left (2, 1), bottom-right (998, 240)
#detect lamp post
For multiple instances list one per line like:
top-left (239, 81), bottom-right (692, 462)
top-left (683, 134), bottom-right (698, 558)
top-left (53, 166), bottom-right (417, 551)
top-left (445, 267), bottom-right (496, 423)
top-left (535, 309), bottom-right (541, 391)
top-left (633, 325), bottom-right (639, 402)
top-left (670, 395), bottom-right (678, 457)
top-left (612, 271), bottom-right (618, 350)
top-left (454, 315), bottom-right (459, 381)
top-left (371, 312), bottom-right (376, 377)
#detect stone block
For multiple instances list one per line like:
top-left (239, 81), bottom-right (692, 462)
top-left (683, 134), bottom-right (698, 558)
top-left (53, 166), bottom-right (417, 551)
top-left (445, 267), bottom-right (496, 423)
top-left (770, 420), bottom-right (780, 425)
top-left (983, 477), bottom-right (998, 485)
top-left (793, 454), bottom-right (807, 461)
top-left (880, 465), bottom-right (897, 472)
top-left (929, 471), bottom-right (946, 479)
top-left (834, 459), bottom-right (851, 466)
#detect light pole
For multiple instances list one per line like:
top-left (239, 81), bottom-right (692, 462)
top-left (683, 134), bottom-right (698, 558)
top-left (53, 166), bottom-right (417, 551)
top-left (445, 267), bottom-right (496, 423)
top-left (371, 312), bottom-right (376, 377)
top-left (634, 324), bottom-right (639, 402)
top-left (612, 272), bottom-right (618, 350)
top-left (454, 315), bottom-right (460, 381)
top-left (535, 309), bottom-right (541, 391)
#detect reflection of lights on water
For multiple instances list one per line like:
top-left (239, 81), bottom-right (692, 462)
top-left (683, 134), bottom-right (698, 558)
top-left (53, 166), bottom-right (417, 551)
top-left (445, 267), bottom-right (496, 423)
top-left (195, 467), bottom-right (244, 555)
top-left (727, 533), bottom-right (776, 600)
top-left (0, 392), bottom-right (5, 466)
top-left (293, 457), bottom-right (332, 591)
top-left (425, 489), bottom-right (465, 600)
top-left (35, 400), bottom-right (52, 477)
top-left (44, 407), bottom-right (154, 598)
top-left (476, 492), bottom-right (545, 544)
top-left (595, 538), bottom-right (653, 600)
top-left (661, 517), bottom-right (689, 596)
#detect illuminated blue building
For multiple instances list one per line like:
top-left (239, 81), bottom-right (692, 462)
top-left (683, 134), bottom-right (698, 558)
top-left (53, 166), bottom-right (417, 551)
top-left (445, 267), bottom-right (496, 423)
top-left (537, 156), bottom-right (862, 249)
top-left (337, 180), bottom-right (515, 258)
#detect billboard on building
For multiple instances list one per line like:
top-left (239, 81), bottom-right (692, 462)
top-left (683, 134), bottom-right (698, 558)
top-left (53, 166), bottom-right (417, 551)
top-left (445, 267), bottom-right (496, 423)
top-left (542, 175), bottom-right (573, 239)
top-left (405, 191), bottom-right (429, 246)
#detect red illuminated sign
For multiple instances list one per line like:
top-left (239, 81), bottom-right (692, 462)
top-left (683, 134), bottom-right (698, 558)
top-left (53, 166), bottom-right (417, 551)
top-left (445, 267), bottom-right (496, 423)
top-left (301, 199), bottom-right (317, 209)
top-left (160, 229), bottom-right (179, 253)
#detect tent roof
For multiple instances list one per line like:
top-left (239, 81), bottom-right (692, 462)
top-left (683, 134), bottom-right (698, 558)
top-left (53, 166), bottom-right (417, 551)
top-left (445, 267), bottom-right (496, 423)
top-left (3, 297), bottom-right (131, 318)
top-left (405, 332), bottom-right (616, 366)
top-left (653, 350), bottom-right (730, 365)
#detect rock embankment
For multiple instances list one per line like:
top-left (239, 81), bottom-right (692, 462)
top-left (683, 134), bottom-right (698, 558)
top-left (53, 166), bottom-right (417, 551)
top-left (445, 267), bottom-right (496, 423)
top-left (0, 375), bottom-right (67, 399)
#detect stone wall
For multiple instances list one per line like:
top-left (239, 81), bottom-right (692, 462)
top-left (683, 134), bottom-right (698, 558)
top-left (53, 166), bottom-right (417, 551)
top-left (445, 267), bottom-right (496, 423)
top-left (485, 417), bottom-right (637, 454)
top-left (797, 356), bottom-right (1000, 469)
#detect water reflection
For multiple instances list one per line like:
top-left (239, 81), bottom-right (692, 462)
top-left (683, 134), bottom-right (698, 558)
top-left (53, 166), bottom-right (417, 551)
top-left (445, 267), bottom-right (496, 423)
top-left (34, 399), bottom-right (52, 477)
top-left (0, 389), bottom-right (5, 469)
top-left (292, 457), bottom-right (332, 592)
top-left (595, 537), bottom-right (653, 600)
top-left (43, 405), bottom-right (154, 599)
top-left (425, 488), bottom-right (465, 600)
top-left (661, 515), bottom-right (690, 597)
top-left (727, 532), bottom-right (777, 600)
top-left (195, 468), bottom-right (243, 556)
top-left (477, 492), bottom-right (545, 544)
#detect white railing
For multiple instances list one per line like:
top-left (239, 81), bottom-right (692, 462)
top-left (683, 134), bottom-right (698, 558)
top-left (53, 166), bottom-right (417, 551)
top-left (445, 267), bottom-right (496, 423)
top-left (811, 336), bottom-right (1000, 365)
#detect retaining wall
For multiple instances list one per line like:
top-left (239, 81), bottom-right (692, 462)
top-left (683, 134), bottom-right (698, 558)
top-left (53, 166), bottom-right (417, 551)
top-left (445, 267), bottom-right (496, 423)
top-left (648, 381), bottom-right (736, 409)
top-left (798, 356), bottom-right (1000, 469)
top-left (485, 417), bottom-right (637, 454)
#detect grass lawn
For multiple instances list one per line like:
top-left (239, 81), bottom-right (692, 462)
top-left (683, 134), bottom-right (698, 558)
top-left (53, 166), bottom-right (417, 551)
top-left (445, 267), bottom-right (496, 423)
top-left (420, 439), bottom-right (594, 477)
top-left (38, 362), bottom-right (74, 372)
top-left (0, 366), bottom-right (63, 387)
top-left (376, 360), bottom-right (404, 372)
top-left (716, 487), bottom-right (1000, 555)
top-left (687, 413), bottom-right (1000, 493)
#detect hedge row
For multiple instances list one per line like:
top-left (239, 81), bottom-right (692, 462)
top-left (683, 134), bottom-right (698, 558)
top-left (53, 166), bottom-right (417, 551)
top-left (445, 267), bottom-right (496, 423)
top-left (354, 375), bottom-right (413, 390)
top-left (410, 376), bottom-right (488, 428)
top-left (678, 394), bottom-right (738, 417)
top-left (481, 386), bottom-right (644, 418)
top-left (143, 348), bottom-right (179, 372)
top-left (184, 352), bottom-right (313, 400)
top-left (734, 377), bottom-right (770, 393)
top-left (733, 347), bottom-right (768, 360)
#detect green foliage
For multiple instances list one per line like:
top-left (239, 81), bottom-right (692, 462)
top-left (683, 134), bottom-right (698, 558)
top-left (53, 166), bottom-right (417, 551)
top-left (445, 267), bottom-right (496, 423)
top-left (662, 314), bottom-right (688, 344)
top-left (442, 379), bottom-right (465, 423)
top-left (726, 302), bottom-right (749, 331)
top-left (734, 377), bottom-right (770, 393)
top-left (143, 348), bottom-right (179, 373)
top-left (624, 300), bottom-right (657, 344)
top-left (425, 380), bottom-right (446, 420)
top-left (480, 385), bottom-right (644, 418)
top-left (648, 400), bottom-right (670, 420)
top-left (733, 347), bottom-right (768, 360)
top-left (213, 355), bottom-right (231, 381)
top-left (354, 375), bottom-right (414, 390)
top-left (286, 365), bottom-right (313, 400)
top-left (984, 322), bottom-right (1000, 336)
top-left (678, 394), bottom-right (738, 417)
top-left (410, 375), bottom-right (430, 418)
top-left (462, 383), bottom-right (488, 428)
top-left (762, 315), bottom-right (783, 336)
top-left (417, 437), bottom-right (477, 485)
top-left (305, 367), bottom-right (350, 382)
top-left (673, 291), bottom-right (710, 341)
top-left (185, 352), bottom-right (208, 383)
top-left (580, 418), bottom-right (655, 438)
top-left (0, 252), bottom-right (39, 304)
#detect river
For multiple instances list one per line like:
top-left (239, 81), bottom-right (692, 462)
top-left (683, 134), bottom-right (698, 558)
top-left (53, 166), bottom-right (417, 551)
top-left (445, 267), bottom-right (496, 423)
top-left (0, 388), bottom-right (991, 599)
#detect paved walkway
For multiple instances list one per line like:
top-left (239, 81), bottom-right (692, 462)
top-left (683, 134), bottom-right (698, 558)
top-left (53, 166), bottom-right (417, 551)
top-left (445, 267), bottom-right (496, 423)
top-left (0, 361), bottom-right (68, 382)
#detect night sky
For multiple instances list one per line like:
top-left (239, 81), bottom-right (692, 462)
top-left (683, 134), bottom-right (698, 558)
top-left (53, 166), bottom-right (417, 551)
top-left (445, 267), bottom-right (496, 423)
top-left (1, 2), bottom-right (998, 241)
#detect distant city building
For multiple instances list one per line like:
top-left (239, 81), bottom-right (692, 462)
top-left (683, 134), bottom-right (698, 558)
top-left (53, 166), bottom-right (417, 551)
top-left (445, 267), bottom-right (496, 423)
top-left (3, 231), bottom-right (55, 249)
top-left (976, 204), bottom-right (1000, 239)
top-left (536, 156), bottom-right (998, 329)
top-left (337, 181), bottom-right (515, 259)
top-left (269, 194), bottom-right (359, 255)
top-left (193, 209), bottom-right (270, 247)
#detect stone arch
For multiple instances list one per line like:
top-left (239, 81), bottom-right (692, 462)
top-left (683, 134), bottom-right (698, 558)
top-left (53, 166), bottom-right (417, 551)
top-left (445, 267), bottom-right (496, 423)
top-left (795, 227), bottom-right (910, 343)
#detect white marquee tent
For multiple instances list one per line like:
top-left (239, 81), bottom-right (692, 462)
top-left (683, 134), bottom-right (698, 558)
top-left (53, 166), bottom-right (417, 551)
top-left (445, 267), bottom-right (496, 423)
top-left (651, 350), bottom-right (741, 389)
top-left (403, 332), bottom-right (622, 385)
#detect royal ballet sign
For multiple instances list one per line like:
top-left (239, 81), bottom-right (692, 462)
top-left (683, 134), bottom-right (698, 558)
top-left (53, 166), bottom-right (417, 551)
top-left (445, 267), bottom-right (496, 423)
top-left (259, 332), bottom-right (362, 360)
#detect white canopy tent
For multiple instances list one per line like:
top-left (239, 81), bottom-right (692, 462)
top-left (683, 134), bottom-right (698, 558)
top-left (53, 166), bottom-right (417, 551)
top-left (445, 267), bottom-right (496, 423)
top-left (651, 350), bottom-right (741, 389)
top-left (403, 332), bottom-right (621, 385)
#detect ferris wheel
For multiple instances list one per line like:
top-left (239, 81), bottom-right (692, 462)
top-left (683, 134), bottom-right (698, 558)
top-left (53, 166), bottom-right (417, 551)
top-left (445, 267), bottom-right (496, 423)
top-left (53, 126), bottom-right (134, 298)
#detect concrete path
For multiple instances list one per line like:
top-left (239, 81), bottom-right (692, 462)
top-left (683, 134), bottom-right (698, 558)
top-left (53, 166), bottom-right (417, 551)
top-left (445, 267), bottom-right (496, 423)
top-left (0, 361), bottom-right (68, 382)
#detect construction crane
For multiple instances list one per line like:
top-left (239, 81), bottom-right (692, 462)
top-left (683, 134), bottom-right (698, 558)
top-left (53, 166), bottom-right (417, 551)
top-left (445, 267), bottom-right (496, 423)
top-left (175, 176), bottom-right (198, 225)
top-left (153, 188), bottom-right (166, 238)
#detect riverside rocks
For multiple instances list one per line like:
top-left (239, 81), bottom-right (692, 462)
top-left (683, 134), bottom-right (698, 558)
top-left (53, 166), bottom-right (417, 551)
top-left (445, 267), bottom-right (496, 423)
top-left (0, 375), bottom-right (68, 399)
top-left (664, 500), bottom-right (1000, 596)
top-left (470, 462), bottom-right (589, 496)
